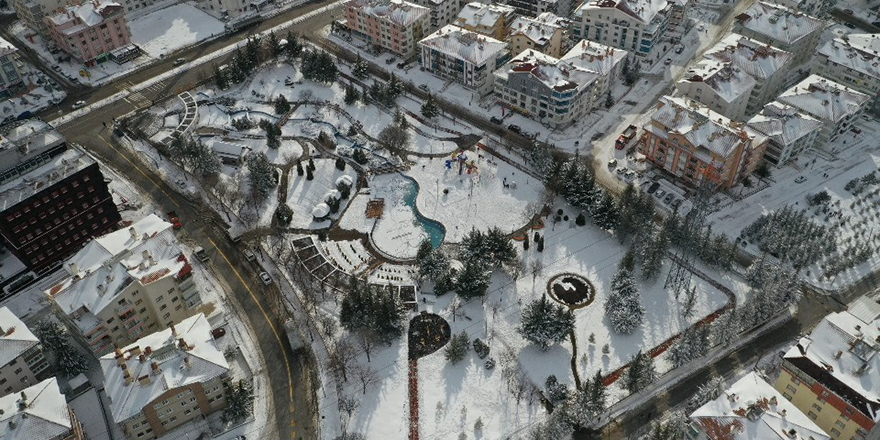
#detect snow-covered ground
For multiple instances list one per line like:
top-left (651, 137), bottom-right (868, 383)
top-left (129, 3), bottom-right (225, 58)
top-left (286, 158), bottom-right (358, 228)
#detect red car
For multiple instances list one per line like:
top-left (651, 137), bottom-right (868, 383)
top-left (851, 127), bottom-right (862, 134)
top-left (167, 211), bottom-right (183, 229)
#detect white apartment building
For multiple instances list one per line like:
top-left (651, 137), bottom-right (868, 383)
top-left (344, 0), bottom-right (431, 58)
top-left (102, 313), bottom-right (230, 440)
top-left (773, 74), bottom-right (870, 148)
top-left (493, 48), bottom-right (597, 128)
top-left (419, 24), bottom-right (509, 95)
top-left (0, 377), bottom-right (85, 440)
top-left (411, 0), bottom-right (463, 30)
top-left (572, 0), bottom-right (671, 60)
top-left (733, 1), bottom-right (825, 66)
top-left (688, 372), bottom-right (830, 440)
top-left (748, 101), bottom-right (822, 167)
top-left (0, 39), bottom-right (23, 100)
top-left (0, 307), bottom-right (48, 396)
top-left (816, 34), bottom-right (880, 113)
top-left (677, 59), bottom-right (756, 121)
top-left (559, 39), bottom-right (626, 107)
top-left (454, 2), bottom-right (516, 40)
top-left (46, 214), bottom-right (203, 356)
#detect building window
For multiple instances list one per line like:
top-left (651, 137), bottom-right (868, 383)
top-left (829, 428), bottom-right (840, 437)
top-left (812, 403), bottom-right (822, 412)
top-left (807, 411), bottom-right (817, 420)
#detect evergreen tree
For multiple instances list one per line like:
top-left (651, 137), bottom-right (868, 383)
top-left (593, 190), bottom-right (619, 230)
top-left (266, 124), bottom-right (281, 149)
top-left (421, 94), bottom-right (440, 118)
top-left (244, 36), bottom-right (262, 69)
top-left (445, 331), bottom-right (470, 364)
top-left (681, 285), bottom-right (697, 318)
top-left (377, 124), bottom-right (410, 152)
top-left (624, 350), bottom-right (656, 394)
top-left (274, 94), bottom-right (290, 114)
top-left (306, 166), bottom-right (314, 181)
top-left (544, 375), bottom-right (569, 404)
top-left (189, 139), bottom-right (221, 177)
top-left (344, 84), bottom-right (360, 105)
top-left (222, 380), bottom-right (255, 423)
top-left (641, 227), bottom-right (668, 281)
top-left (604, 90), bottom-right (614, 108)
top-left (34, 321), bottom-right (67, 352)
top-left (518, 295), bottom-right (575, 351)
top-left (56, 345), bottom-right (87, 377)
top-left (575, 212), bottom-right (586, 226)
top-left (393, 108), bottom-right (409, 129)
top-left (352, 54), bottom-right (368, 79)
top-left (604, 267), bottom-right (644, 334)
top-left (285, 31), bottom-right (302, 58)
top-left (386, 73), bottom-right (403, 100)
top-left (745, 254), bottom-right (776, 288)
top-left (454, 263), bottom-right (491, 300)
top-left (372, 290), bottom-right (406, 342)
top-left (339, 279), bottom-right (406, 342)
top-left (214, 65), bottom-right (229, 89)
top-left (267, 31), bottom-right (281, 58)
top-left (296, 160), bottom-right (304, 176)
top-left (301, 50), bottom-right (338, 83)
top-left (247, 152), bottom-right (277, 196)
top-left (586, 369), bottom-right (606, 414)
top-left (335, 157), bottom-right (346, 171)
top-left (711, 310), bottom-right (739, 346)
top-left (689, 376), bottom-right (725, 409)
top-left (669, 325), bottom-right (709, 368)
top-left (536, 236), bottom-right (545, 252)
top-left (416, 240), bottom-right (450, 281)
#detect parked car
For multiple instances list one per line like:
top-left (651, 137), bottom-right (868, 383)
top-left (167, 211), bottom-right (183, 229)
top-left (844, 8), bottom-right (854, 14)
top-left (624, 170), bottom-right (636, 180)
top-left (71, 100), bottom-right (86, 109)
top-left (211, 327), bottom-right (226, 339)
top-left (671, 198), bottom-right (682, 209)
top-left (640, 180), bottom-right (652, 190)
top-left (616, 167), bottom-right (627, 175)
top-left (490, 116), bottom-right (503, 125)
top-left (508, 124), bottom-right (522, 133)
top-left (418, 84), bottom-right (429, 92)
top-left (259, 272), bottom-right (272, 285)
top-left (173, 58), bottom-right (187, 66)
top-left (851, 127), bottom-right (862, 134)
top-left (385, 57), bottom-right (396, 65)
top-left (654, 189), bottom-right (666, 199)
top-left (664, 58), bottom-right (673, 65)
top-left (675, 46), bottom-right (684, 54)
top-left (194, 246), bottom-right (209, 262)
top-left (795, 176), bottom-right (807, 183)
top-left (844, 22), bottom-right (856, 29)
top-left (647, 182), bottom-right (660, 194)
top-left (397, 62), bottom-right (406, 69)
top-left (244, 249), bottom-right (256, 262)
top-left (608, 158), bottom-right (618, 168)
top-left (663, 193), bottom-right (674, 204)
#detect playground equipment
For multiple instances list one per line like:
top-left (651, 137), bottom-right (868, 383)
top-left (444, 151), bottom-right (479, 175)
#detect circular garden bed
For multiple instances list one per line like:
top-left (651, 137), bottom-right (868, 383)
top-left (408, 312), bottom-right (451, 359)
top-left (546, 273), bottom-right (596, 309)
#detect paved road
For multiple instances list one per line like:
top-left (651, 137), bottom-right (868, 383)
top-left (30, 4), bottom-right (344, 437)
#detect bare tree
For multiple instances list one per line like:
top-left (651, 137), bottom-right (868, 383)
top-left (353, 362), bottom-right (379, 395)
top-left (530, 259), bottom-right (544, 285)
top-left (338, 393), bottom-right (360, 434)
top-left (320, 315), bottom-right (338, 343)
top-left (328, 340), bottom-right (357, 382)
top-left (358, 331), bottom-right (377, 363)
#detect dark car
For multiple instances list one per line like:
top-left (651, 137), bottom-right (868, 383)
top-left (490, 116), bottom-right (503, 124)
top-left (844, 8), bottom-right (854, 14)
top-left (508, 124), bottom-right (522, 133)
top-left (647, 182), bottom-right (660, 194)
top-left (211, 327), bottom-right (226, 339)
top-left (397, 62), bottom-right (406, 69)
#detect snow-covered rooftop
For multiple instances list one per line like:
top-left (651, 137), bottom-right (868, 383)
top-left (47, 214), bottom-right (191, 335)
top-left (560, 39), bottom-right (627, 76)
top-left (101, 313), bottom-right (229, 423)
top-left (0, 38), bottom-right (16, 58)
top-left (0, 120), bottom-right (66, 175)
top-left (776, 74), bottom-right (870, 124)
top-left (819, 34), bottom-right (880, 83)
top-left (496, 49), bottom-right (597, 93)
top-left (419, 25), bottom-right (508, 66)
top-left (650, 96), bottom-right (762, 159)
top-left (690, 372), bottom-right (830, 440)
top-left (347, 0), bottom-right (430, 27)
top-left (455, 2), bottom-right (514, 30)
top-left (48, 1), bottom-right (124, 34)
top-left (577, 0), bottom-right (670, 25)
top-left (784, 310), bottom-right (880, 419)
top-left (748, 102), bottom-right (822, 147)
top-left (509, 16), bottom-right (562, 46)
top-left (0, 147), bottom-right (92, 213)
top-left (735, 1), bottom-right (824, 46)
top-left (682, 58), bottom-right (756, 104)
top-left (0, 307), bottom-right (39, 369)
top-left (0, 378), bottom-right (73, 440)
top-left (705, 33), bottom-right (794, 81)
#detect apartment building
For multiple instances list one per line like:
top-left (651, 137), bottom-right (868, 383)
top-left (454, 2), bottom-right (516, 40)
top-left (773, 74), bottom-right (870, 148)
top-left (419, 24), bottom-right (508, 95)
top-left (0, 378), bottom-right (85, 440)
top-left (688, 372), bottom-right (830, 440)
top-left (0, 307), bottom-right (48, 396)
top-left (667, 0), bottom-right (689, 32)
top-left (46, 214), bottom-right (203, 356)
top-left (493, 48), bottom-right (597, 128)
top-left (704, 33), bottom-right (794, 116)
top-left (775, 307), bottom-right (880, 440)
top-left (101, 313), bottom-right (230, 440)
top-left (0, 120), bottom-right (121, 273)
top-left (816, 34), bottom-right (880, 113)
top-left (507, 13), bottom-right (567, 57)
top-left (410, 0), bottom-right (462, 30)
top-left (344, 0), bottom-right (431, 58)
top-left (44, 1), bottom-right (133, 66)
top-left (733, 1), bottom-right (825, 66)
top-left (0, 38), bottom-right (24, 99)
top-left (677, 58), bottom-right (756, 122)
top-left (13, 0), bottom-right (66, 34)
top-left (559, 39), bottom-right (626, 107)
top-left (572, 0), bottom-right (671, 59)
top-left (748, 101), bottom-right (822, 167)
top-left (501, 0), bottom-right (556, 17)
top-left (639, 96), bottom-right (768, 190)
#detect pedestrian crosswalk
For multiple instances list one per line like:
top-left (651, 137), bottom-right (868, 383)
top-left (119, 79), bottom-right (173, 106)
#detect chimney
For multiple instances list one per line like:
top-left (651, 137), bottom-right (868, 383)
top-left (8, 421), bottom-right (15, 429)
top-left (151, 361), bottom-right (160, 375)
top-left (3, 326), bottom-right (13, 337)
top-left (138, 354), bottom-right (146, 363)
top-left (769, 396), bottom-right (777, 406)
top-left (69, 262), bottom-right (79, 274)
top-left (178, 338), bottom-right (188, 350)
top-left (129, 226), bottom-right (137, 240)
top-left (97, 284), bottom-right (106, 296)
top-left (149, 254), bottom-right (156, 266)
top-left (105, 274), bottom-right (114, 285)
top-left (129, 346), bottom-right (141, 356)
top-left (170, 325), bottom-right (177, 336)
top-left (144, 346), bottom-right (152, 356)
top-left (138, 374), bottom-right (151, 385)
top-left (779, 409), bottom-right (787, 417)
top-left (123, 369), bottom-right (132, 384)
top-left (142, 249), bottom-right (150, 260)
top-left (184, 356), bottom-right (191, 369)
top-left (120, 362), bottom-right (127, 370)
